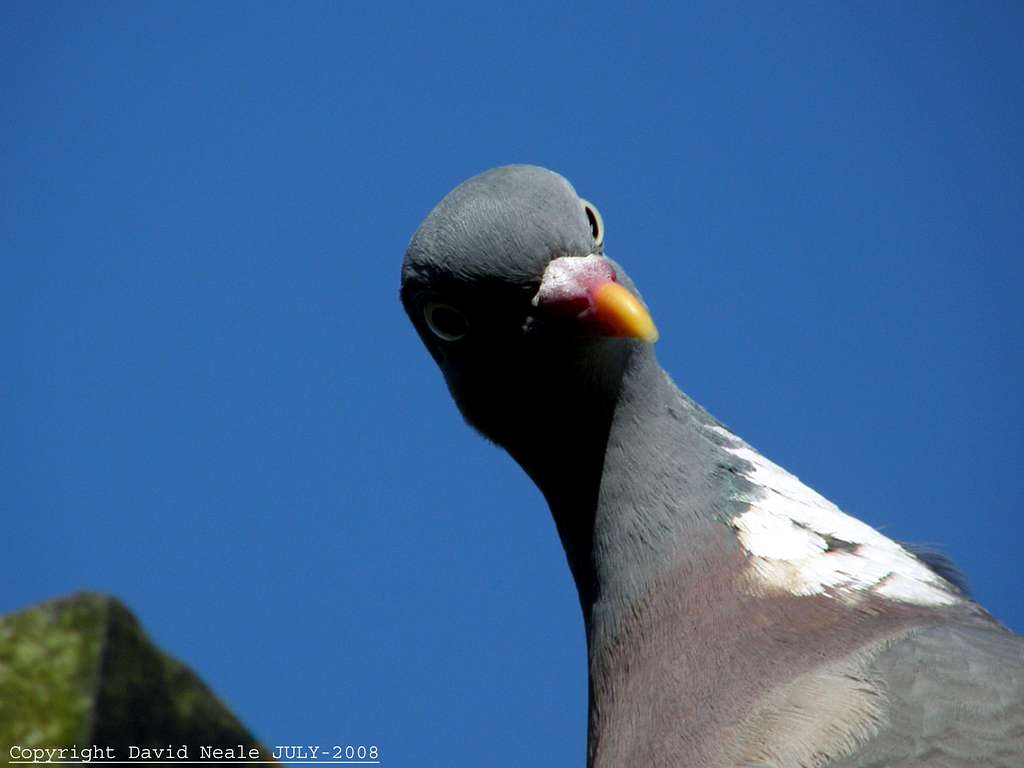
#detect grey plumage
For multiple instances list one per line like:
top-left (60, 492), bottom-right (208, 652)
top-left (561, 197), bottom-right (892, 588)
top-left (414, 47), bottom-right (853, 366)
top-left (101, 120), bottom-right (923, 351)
top-left (831, 624), bottom-right (1024, 767)
top-left (400, 165), bottom-right (1024, 766)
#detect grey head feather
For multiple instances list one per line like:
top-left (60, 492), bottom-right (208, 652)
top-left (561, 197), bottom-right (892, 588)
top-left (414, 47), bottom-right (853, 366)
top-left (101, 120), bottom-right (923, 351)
top-left (402, 165), bottom-right (596, 291)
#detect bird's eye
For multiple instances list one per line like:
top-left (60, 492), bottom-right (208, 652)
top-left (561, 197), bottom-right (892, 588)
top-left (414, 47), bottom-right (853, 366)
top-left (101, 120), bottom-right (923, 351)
top-left (424, 301), bottom-right (469, 341)
top-left (581, 199), bottom-right (604, 249)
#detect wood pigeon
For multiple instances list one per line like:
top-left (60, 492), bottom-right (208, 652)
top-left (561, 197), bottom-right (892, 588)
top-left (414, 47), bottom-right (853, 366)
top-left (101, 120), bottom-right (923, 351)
top-left (399, 165), bottom-right (1024, 767)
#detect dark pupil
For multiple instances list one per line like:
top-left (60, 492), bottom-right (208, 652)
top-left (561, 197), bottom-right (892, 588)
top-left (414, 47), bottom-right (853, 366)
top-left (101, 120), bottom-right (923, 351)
top-left (585, 206), bottom-right (600, 240)
top-left (432, 306), bottom-right (467, 337)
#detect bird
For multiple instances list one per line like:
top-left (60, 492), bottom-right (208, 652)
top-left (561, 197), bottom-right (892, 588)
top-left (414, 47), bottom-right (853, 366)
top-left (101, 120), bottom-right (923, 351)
top-left (399, 165), bottom-right (1024, 767)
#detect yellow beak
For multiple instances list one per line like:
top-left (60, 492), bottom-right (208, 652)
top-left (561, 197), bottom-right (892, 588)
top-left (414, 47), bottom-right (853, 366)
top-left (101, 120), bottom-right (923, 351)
top-left (591, 281), bottom-right (659, 343)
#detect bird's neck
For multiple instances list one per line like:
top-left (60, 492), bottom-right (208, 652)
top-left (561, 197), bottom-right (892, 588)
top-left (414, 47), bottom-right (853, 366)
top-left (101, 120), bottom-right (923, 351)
top-left (587, 347), bottom-right (744, 624)
top-left (520, 346), bottom-right (754, 764)
top-left (520, 343), bottom-right (742, 627)
top-left (501, 342), bottom-right (630, 610)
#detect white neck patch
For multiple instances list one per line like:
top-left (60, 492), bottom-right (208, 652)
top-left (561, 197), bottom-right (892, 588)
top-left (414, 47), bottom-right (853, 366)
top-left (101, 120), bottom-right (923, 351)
top-left (710, 426), bottom-right (959, 607)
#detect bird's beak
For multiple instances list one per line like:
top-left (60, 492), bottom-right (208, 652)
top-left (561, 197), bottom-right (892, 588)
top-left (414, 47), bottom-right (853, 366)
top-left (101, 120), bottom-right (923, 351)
top-left (532, 255), bottom-right (659, 343)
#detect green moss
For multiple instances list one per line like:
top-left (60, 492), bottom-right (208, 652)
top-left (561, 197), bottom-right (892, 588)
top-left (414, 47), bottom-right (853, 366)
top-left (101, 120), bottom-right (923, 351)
top-left (0, 593), bottom-right (107, 747)
top-left (0, 593), bottom-right (276, 764)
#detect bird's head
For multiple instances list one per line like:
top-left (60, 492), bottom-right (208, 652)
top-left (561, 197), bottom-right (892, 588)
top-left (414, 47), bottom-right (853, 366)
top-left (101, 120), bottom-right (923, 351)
top-left (400, 165), bottom-right (658, 464)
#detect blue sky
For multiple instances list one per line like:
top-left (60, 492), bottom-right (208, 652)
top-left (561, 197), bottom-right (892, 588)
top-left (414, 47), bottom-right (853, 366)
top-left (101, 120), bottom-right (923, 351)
top-left (3, 3), bottom-right (1022, 765)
